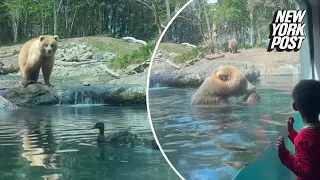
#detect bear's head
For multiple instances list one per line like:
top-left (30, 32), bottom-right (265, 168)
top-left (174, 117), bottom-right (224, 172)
top-left (209, 65), bottom-right (256, 97)
top-left (39, 35), bottom-right (59, 57)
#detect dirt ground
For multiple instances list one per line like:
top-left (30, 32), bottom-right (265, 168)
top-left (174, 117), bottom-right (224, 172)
top-left (218, 48), bottom-right (300, 67)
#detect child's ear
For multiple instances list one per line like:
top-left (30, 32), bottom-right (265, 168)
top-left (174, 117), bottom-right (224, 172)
top-left (292, 102), bottom-right (298, 111)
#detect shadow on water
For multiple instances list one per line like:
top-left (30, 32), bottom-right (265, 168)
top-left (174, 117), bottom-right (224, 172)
top-left (0, 105), bottom-right (177, 180)
top-left (148, 75), bottom-right (300, 180)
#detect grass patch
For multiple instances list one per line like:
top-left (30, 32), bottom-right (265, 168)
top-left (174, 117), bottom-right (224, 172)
top-left (158, 43), bottom-right (193, 54)
top-left (172, 45), bottom-right (217, 64)
top-left (79, 37), bottom-right (139, 54)
top-left (109, 41), bottom-right (156, 69)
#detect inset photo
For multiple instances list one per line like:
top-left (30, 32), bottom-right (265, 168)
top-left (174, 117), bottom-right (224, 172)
top-left (148, 0), bottom-right (300, 179)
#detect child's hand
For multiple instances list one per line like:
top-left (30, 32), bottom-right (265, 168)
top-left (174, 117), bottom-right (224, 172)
top-left (277, 136), bottom-right (286, 153)
top-left (286, 117), bottom-right (294, 133)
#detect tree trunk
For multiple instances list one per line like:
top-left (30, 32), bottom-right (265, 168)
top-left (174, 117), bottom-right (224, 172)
top-left (249, 11), bottom-right (254, 46)
top-left (24, 11), bottom-right (28, 39)
top-left (53, 0), bottom-right (63, 35)
top-left (13, 19), bottom-right (18, 43)
top-left (65, 4), bottom-right (68, 33)
top-left (165, 0), bottom-right (171, 21)
top-left (152, 0), bottom-right (163, 35)
top-left (41, 18), bottom-right (45, 35)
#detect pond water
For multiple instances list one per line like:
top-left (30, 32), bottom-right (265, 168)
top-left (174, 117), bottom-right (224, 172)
top-left (0, 105), bottom-right (178, 180)
top-left (148, 75), bottom-right (300, 180)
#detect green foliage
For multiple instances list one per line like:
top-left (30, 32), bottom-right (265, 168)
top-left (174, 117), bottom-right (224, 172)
top-left (172, 45), bottom-right (216, 64)
top-left (109, 41), bottom-right (156, 69)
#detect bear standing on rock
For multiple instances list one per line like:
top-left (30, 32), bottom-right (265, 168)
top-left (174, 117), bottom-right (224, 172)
top-left (19, 35), bottom-right (59, 87)
top-left (228, 39), bottom-right (237, 54)
top-left (191, 65), bottom-right (257, 107)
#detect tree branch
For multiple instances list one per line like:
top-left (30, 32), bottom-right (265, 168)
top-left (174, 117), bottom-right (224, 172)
top-left (131, 0), bottom-right (153, 11)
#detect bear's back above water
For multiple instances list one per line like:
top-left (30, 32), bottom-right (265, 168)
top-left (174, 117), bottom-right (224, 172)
top-left (19, 35), bottom-right (58, 88)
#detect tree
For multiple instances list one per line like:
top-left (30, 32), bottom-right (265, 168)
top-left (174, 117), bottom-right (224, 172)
top-left (2, 0), bottom-right (25, 43)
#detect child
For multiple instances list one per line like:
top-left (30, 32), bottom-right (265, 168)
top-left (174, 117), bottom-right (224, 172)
top-left (277, 79), bottom-right (320, 180)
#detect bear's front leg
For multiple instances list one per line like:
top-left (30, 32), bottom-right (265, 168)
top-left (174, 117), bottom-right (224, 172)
top-left (42, 61), bottom-right (54, 88)
top-left (22, 78), bottom-right (30, 87)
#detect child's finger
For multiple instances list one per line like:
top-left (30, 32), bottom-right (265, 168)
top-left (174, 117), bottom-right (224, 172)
top-left (288, 117), bottom-right (294, 124)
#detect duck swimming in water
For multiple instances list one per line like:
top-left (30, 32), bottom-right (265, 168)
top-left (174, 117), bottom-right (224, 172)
top-left (92, 122), bottom-right (133, 144)
top-left (92, 122), bottom-right (160, 150)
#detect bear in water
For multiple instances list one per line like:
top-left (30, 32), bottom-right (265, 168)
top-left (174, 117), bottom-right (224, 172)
top-left (191, 65), bottom-right (257, 107)
top-left (19, 35), bottom-right (59, 87)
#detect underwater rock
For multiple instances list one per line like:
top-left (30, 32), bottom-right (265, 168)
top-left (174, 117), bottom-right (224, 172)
top-left (3, 84), bottom-right (146, 107)
top-left (0, 96), bottom-right (19, 109)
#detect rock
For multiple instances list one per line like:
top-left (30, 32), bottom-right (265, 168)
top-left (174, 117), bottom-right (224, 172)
top-left (108, 72), bottom-right (147, 86)
top-left (149, 74), bottom-right (204, 88)
top-left (150, 60), bottom-right (261, 88)
top-left (103, 52), bottom-right (116, 61)
top-left (3, 84), bottom-right (59, 107)
top-left (63, 54), bottom-right (78, 62)
top-left (0, 80), bottom-right (22, 90)
top-left (205, 53), bottom-right (225, 60)
top-left (83, 52), bottom-right (93, 60)
top-left (12, 50), bottom-right (19, 56)
top-left (83, 81), bottom-right (90, 86)
top-left (3, 84), bottom-right (146, 107)
top-left (0, 96), bottom-right (19, 110)
top-left (0, 65), bottom-right (19, 75)
top-left (93, 52), bottom-right (104, 61)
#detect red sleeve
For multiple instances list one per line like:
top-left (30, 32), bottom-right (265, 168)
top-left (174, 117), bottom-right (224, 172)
top-left (287, 129), bottom-right (298, 144)
top-left (278, 135), bottom-right (314, 179)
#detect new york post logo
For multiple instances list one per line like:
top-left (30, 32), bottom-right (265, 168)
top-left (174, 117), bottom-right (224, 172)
top-left (267, 10), bottom-right (306, 52)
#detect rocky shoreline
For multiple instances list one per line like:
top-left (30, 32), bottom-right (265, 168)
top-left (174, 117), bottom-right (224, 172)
top-left (0, 84), bottom-right (146, 107)
top-left (148, 50), bottom-right (300, 88)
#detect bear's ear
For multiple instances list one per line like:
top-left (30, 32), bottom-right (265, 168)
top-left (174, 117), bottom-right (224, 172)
top-left (53, 35), bottom-right (59, 41)
top-left (39, 36), bottom-right (45, 41)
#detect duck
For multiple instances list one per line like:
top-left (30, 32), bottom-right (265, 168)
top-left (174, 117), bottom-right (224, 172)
top-left (92, 122), bottom-right (132, 144)
top-left (92, 122), bottom-right (160, 150)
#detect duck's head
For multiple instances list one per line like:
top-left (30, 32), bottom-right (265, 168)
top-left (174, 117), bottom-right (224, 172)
top-left (92, 122), bottom-right (105, 131)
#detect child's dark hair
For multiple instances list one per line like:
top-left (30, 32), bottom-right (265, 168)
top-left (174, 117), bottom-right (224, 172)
top-left (292, 79), bottom-right (320, 122)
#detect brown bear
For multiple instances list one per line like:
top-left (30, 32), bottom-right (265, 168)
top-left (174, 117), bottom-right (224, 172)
top-left (228, 39), bottom-right (237, 54)
top-left (191, 65), bottom-right (256, 106)
top-left (18, 35), bottom-right (58, 87)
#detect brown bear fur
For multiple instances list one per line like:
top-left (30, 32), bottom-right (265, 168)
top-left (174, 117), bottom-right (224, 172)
top-left (191, 65), bottom-right (256, 106)
top-left (19, 35), bottom-right (59, 87)
top-left (228, 39), bottom-right (237, 54)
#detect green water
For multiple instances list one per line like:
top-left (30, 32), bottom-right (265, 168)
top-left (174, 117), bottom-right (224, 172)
top-left (148, 76), bottom-right (300, 180)
top-left (0, 105), bottom-right (179, 180)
